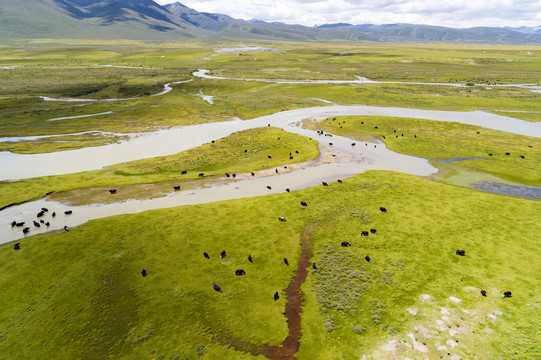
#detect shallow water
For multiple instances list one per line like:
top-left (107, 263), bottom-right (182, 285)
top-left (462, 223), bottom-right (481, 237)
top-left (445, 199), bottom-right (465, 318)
top-left (40, 80), bottom-right (192, 103)
top-left (47, 111), bottom-right (114, 121)
top-left (439, 157), bottom-right (488, 163)
top-left (193, 69), bottom-right (541, 93)
top-left (0, 130), bottom-right (126, 143)
top-left (0, 154), bottom-right (433, 244)
top-left (2, 72), bottom-right (540, 244)
top-left (473, 182), bottom-right (541, 200)
top-left (1, 105), bottom-right (540, 180)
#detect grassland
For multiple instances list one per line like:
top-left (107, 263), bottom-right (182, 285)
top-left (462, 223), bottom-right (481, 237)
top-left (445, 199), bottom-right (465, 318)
top-left (0, 40), bottom-right (540, 359)
top-left (1, 171), bottom-right (539, 359)
top-left (1, 41), bottom-right (540, 154)
top-left (308, 115), bottom-right (541, 186)
top-left (0, 127), bottom-right (319, 209)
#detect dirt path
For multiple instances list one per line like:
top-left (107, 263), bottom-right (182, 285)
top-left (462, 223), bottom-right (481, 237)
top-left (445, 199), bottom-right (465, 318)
top-left (260, 230), bottom-right (313, 359)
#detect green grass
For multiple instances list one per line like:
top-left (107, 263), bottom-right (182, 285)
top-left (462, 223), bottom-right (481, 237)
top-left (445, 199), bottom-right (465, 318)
top-left (1, 41), bottom-right (540, 153)
top-left (0, 127), bottom-right (319, 208)
top-left (1, 40), bottom-right (540, 359)
top-left (1, 171), bottom-right (539, 359)
top-left (310, 115), bottom-right (541, 185)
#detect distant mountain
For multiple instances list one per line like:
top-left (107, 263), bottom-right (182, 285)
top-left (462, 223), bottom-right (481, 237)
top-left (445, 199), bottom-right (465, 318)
top-left (317, 23), bottom-right (353, 29)
top-left (505, 26), bottom-right (541, 34)
top-left (315, 23), bottom-right (541, 44)
top-left (164, 2), bottom-right (245, 32)
top-left (1, 0), bottom-right (540, 44)
top-left (0, 0), bottom-right (203, 40)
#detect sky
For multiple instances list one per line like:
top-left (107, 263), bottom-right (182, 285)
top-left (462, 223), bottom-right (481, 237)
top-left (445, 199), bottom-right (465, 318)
top-left (155, 0), bottom-right (541, 28)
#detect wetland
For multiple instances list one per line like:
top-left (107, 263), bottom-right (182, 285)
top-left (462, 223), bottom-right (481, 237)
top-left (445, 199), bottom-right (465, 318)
top-left (0, 41), bottom-right (540, 360)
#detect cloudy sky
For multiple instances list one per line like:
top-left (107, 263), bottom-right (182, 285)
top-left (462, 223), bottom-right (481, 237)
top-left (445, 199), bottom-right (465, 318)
top-left (155, 0), bottom-right (540, 28)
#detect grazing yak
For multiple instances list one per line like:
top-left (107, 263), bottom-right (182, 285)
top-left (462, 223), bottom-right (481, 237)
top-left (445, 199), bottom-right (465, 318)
top-left (235, 269), bottom-right (246, 276)
top-left (199, 173), bottom-right (204, 177)
top-left (286, 188), bottom-right (290, 193)
top-left (37, 211), bottom-right (44, 218)
top-left (361, 231), bottom-right (369, 236)
top-left (41, 207), bottom-right (48, 212)
top-left (248, 255), bottom-right (253, 263)
top-left (481, 290), bottom-right (487, 297)
top-left (273, 291), bottom-right (279, 301)
top-left (23, 227), bottom-right (30, 234)
top-left (351, 143), bottom-right (356, 146)
top-left (379, 207), bottom-right (387, 213)
top-left (141, 269), bottom-right (147, 277)
top-left (337, 179), bottom-right (342, 183)
top-left (204, 252), bottom-right (210, 259)
top-left (11, 221), bottom-right (16, 227)
top-left (322, 182), bottom-right (328, 186)
top-left (278, 216), bottom-right (287, 222)
top-left (220, 250), bottom-right (226, 258)
top-left (505, 152), bottom-right (510, 155)
top-left (520, 155), bottom-right (525, 159)
top-left (502, 291), bottom-right (512, 298)
top-left (213, 284), bottom-right (222, 293)
top-left (181, 170), bottom-right (187, 175)
top-left (225, 173), bottom-right (230, 178)
top-left (64, 226), bottom-right (69, 231)
top-left (14, 243), bottom-right (20, 250)
top-left (109, 189), bottom-right (117, 194)
top-left (251, 172), bottom-right (255, 176)
top-left (284, 258), bottom-right (289, 265)
top-left (40, 220), bottom-right (45, 224)
top-left (365, 255), bottom-right (371, 263)
top-left (370, 229), bottom-right (377, 234)
top-left (173, 186), bottom-right (181, 190)
top-left (33, 221), bottom-right (40, 228)
top-left (455, 250), bottom-right (466, 256)
top-left (312, 262), bottom-right (317, 269)
top-left (295, 150), bottom-right (299, 154)
top-left (301, 201), bottom-right (308, 206)
top-left (16, 222), bottom-right (25, 227)
top-left (341, 241), bottom-right (351, 247)
top-left (65, 210), bottom-right (72, 215)
top-left (268, 155), bottom-right (272, 159)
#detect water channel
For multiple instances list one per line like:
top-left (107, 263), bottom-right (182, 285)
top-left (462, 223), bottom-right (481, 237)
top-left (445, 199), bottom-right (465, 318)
top-left (1, 74), bottom-right (540, 244)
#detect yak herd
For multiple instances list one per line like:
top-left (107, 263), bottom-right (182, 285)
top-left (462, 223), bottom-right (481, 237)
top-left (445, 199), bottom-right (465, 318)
top-left (9, 130), bottom-right (519, 311)
top-left (9, 177), bottom-right (514, 301)
top-left (11, 207), bottom-right (72, 236)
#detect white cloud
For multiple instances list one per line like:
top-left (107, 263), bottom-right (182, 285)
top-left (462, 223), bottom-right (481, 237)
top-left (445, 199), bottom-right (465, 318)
top-left (155, 0), bottom-right (541, 28)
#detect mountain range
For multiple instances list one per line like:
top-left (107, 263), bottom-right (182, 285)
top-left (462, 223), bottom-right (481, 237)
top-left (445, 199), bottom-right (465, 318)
top-left (1, 0), bottom-right (540, 44)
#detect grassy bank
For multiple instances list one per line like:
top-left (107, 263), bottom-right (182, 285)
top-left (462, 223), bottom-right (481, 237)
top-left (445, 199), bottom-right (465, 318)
top-left (1, 171), bottom-right (539, 359)
top-left (0, 127), bottom-right (319, 208)
top-left (1, 42), bottom-right (540, 154)
top-left (309, 115), bottom-right (541, 185)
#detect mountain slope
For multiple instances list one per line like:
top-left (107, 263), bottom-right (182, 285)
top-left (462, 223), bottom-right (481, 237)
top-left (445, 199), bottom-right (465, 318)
top-left (1, 0), bottom-right (540, 44)
top-left (0, 0), bottom-right (203, 40)
top-left (165, 2), bottom-right (245, 32)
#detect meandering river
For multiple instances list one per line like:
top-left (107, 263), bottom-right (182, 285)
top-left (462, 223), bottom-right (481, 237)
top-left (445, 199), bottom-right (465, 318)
top-left (1, 72), bottom-right (540, 244)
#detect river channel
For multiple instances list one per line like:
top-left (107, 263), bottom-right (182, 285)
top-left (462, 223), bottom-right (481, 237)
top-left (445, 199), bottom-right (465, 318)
top-left (1, 74), bottom-right (540, 244)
